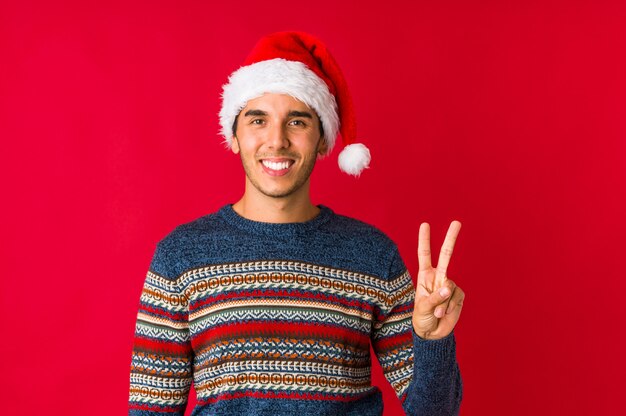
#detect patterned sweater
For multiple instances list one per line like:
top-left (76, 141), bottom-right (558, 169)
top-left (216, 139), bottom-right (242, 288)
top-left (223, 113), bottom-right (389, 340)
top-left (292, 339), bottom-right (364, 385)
top-left (129, 204), bottom-right (462, 415)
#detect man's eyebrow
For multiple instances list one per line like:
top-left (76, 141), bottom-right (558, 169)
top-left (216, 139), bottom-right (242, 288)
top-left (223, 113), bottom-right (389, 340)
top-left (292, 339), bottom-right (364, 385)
top-left (243, 109), bottom-right (314, 118)
top-left (288, 111), bottom-right (313, 119)
top-left (243, 109), bottom-right (267, 117)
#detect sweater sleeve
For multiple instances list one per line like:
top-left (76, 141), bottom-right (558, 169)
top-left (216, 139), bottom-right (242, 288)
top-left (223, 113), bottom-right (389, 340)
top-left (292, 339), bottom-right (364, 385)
top-left (371, 244), bottom-right (462, 416)
top-left (129, 241), bottom-right (194, 415)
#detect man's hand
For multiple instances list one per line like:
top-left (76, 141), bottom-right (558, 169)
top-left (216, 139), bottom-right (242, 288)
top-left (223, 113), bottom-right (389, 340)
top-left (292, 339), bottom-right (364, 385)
top-left (412, 221), bottom-right (465, 340)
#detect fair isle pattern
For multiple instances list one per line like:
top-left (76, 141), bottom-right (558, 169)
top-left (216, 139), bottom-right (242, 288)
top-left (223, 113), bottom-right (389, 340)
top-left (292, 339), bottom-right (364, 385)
top-left (130, 270), bottom-right (193, 412)
top-left (130, 260), bottom-right (415, 412)
top-left (129, 204), bottom-right (463, 415)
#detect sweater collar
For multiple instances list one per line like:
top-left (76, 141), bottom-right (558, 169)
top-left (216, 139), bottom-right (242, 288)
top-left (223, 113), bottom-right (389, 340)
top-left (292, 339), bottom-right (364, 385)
top-left (217, 203), bottom-right (333, 236)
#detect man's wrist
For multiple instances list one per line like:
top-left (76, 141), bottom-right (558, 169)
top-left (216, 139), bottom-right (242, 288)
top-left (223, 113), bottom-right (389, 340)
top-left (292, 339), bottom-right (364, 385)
top-left (413, 327), bottom-right (453, 341)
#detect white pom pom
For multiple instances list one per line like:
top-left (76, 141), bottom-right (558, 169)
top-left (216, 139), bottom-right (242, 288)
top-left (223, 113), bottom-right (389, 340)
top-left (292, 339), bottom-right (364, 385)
top-left (338, 143), bottom-right (371, 176)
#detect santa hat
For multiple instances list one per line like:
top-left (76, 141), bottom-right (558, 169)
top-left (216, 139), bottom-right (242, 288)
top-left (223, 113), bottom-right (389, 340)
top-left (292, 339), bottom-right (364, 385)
top-left (219, 31), bottom-right (371, 176)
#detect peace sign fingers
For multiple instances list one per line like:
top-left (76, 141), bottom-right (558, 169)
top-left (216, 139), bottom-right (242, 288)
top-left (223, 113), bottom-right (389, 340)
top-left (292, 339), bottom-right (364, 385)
top-left (435, 220), bottom-right (462, 286)
top-left (413, 219), bottom-right (465, 340)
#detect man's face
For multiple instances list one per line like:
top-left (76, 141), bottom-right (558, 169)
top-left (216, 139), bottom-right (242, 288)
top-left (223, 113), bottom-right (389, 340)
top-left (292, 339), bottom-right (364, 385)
top-left (231, 93), bottom-right (328, 199)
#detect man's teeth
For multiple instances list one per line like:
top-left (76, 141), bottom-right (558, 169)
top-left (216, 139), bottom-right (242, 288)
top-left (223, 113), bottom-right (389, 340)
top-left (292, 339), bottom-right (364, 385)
top-left (262, 160), bottom-right (291, 170)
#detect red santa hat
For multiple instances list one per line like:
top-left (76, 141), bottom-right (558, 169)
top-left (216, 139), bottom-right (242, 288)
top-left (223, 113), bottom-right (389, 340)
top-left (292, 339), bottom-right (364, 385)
top-left (219, 31), bottom-right (371, 176)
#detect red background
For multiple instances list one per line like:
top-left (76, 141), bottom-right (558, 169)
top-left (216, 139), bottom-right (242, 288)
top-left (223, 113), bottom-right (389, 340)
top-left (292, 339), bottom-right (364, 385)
top-left (1, 0), bottom-right (625, 414)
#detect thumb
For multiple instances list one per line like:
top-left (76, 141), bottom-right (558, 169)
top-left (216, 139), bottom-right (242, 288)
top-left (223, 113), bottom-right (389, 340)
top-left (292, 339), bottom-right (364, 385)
top-left (419, 284), bottom-right (453, 313)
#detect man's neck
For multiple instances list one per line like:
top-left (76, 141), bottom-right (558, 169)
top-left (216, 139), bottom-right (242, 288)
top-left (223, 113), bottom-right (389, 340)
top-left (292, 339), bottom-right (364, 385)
top-left (232, 188), bottom-right (320, 224)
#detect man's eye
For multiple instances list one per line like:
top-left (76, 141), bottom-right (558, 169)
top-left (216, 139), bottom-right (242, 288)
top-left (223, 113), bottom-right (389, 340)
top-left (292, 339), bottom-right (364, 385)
top-left (290, 120), bottom-right (306, 126)
top-left (251, 119), bottom-right (264, 125)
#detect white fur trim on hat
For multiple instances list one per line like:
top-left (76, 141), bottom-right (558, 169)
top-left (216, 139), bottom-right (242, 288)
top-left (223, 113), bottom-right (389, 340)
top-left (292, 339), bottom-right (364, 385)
top-left (338, 143), bottom-right (371, 176)
top-left (219, 58), bottom-right (339, 151)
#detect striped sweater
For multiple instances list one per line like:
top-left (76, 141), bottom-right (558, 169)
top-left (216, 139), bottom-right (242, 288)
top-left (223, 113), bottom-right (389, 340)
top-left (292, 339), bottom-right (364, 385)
top-left (129, 204), bottom-right (462, 415)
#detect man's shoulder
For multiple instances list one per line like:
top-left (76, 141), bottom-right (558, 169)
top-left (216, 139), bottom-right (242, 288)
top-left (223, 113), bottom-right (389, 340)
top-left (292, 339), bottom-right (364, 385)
top-left (157, 206), bottom-right (229, 246)
top-left (317, 207), bottom-right (406, 279)
top-left (325, 208), bottom-right (396, 248)
top-left (148, 207), bottom-right (231, 278)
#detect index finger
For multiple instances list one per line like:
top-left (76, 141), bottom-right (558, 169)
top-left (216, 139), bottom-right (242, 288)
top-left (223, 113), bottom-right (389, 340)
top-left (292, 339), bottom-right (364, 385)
top-left (436, 220), bottom-right (462, 285)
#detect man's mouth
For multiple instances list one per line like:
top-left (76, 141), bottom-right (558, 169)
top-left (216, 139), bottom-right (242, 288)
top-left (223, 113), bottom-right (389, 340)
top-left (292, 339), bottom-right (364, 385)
top-left (260, 158), bottom-right (295, 176)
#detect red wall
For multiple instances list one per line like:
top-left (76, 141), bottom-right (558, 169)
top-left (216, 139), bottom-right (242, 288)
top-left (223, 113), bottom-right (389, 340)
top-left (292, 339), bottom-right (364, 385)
top-left (1, 0), bottom-right (625, 414)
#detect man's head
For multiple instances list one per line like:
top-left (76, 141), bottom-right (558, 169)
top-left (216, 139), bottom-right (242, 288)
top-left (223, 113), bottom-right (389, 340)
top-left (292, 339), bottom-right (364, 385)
top-left (231, 93), bottom-right (328, 199)
top-left (219, 31), bottom-right (371, 177)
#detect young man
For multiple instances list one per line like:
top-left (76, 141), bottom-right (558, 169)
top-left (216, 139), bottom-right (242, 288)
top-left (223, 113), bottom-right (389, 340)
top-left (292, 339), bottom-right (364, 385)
top-left (129, 32), bottom-right (465, 415)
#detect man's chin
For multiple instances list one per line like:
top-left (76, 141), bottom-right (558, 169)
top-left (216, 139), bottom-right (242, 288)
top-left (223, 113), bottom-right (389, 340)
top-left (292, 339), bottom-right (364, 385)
top-left (259, 188), bottom-right (297, 198)
top-left (245, 170), bottom-right (311, 200)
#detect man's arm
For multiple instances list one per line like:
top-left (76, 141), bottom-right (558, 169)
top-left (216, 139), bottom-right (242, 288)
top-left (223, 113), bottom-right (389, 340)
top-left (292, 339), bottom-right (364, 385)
top-left (129, 242), bottom-right (193, 415)
top-left (403, 330), bottom-right (463, 415)
top-left (372, 245), bottom-right (462, 415)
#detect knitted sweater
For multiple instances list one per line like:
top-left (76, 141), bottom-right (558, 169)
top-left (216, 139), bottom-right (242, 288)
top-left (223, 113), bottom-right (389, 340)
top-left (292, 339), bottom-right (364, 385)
top-left (129, 204), bottom-right (462, 415)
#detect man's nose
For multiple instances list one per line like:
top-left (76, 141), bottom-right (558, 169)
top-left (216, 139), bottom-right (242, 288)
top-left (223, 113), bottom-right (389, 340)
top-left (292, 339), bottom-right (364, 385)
top-left (266, 122), bottom-right (290, 149)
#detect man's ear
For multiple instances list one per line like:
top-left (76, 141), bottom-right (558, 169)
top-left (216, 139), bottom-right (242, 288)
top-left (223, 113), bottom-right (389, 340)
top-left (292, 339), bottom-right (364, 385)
top-left (231, 136), bottom-right (240, 154)
top-left (317, 137), bottom-right (328, 157)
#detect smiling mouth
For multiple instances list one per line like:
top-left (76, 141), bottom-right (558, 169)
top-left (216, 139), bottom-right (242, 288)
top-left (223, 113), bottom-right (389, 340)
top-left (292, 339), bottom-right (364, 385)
top-left (261, 160), bottom-right (293, 170)
top-left (259, 158), bottom-right (295, 176)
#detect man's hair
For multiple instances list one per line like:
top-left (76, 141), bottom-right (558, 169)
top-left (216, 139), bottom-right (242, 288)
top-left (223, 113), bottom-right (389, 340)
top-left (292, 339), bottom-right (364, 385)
top-left (232, 113), bottom-right (325, 140)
